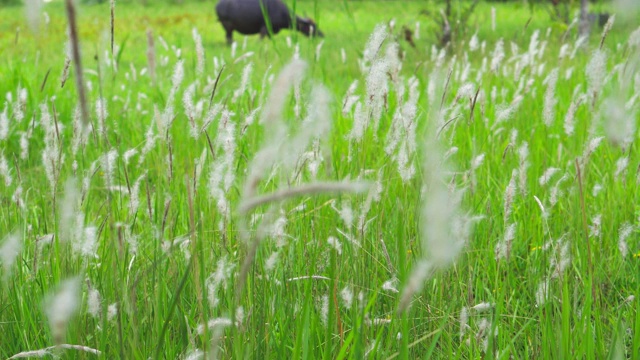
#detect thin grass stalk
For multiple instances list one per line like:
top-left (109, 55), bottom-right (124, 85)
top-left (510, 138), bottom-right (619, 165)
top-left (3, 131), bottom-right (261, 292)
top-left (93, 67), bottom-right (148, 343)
top-left (154, 258), bottom-right (192, 359)
top-left (239, 181), bottom-right (369, 213)
top-left (439, 67), bottom-right (453, 111)
top-left (110, 0), bottom-right (115, 56)
top-left (575, 160), bottom-right (595, 302)
top-left (64, 0), bottom-right (89, 129)
top-left (40, 68), bottom-right (51, 92)
top-left (116, 300), bottom-right (125, 358)
top-left (208, 65), bottom-right (225, 111)
top-left (8, 344), bottom-right (102, 359)
top-left (599, 14), bottom-right (615, 50)
top-left (186, 174), bottom-right (204, 324)
top-left (146, 28), bottom-right (156, 84)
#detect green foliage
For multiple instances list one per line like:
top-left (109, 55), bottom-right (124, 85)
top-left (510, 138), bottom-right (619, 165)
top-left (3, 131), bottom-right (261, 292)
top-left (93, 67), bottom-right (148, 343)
top-left (0, 1), bottom-right (639, 359)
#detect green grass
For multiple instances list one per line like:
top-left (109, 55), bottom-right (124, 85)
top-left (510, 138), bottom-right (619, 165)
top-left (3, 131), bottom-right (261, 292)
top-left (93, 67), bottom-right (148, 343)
top-left (1, 0), bottom-right (639, 359)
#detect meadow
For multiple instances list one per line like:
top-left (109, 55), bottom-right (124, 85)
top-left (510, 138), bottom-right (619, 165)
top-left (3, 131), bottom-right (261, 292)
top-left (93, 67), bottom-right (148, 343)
top-left (0, 0), bottom-right (639, 358)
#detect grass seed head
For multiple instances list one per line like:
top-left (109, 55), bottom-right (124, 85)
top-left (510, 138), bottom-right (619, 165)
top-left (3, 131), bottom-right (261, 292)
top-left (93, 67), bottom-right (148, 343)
top-left (535, 279), bottom-right (550, 307)
top-left (265, 251), bottom-right (279, 271)
top-left (319, 294), bottom-right (329, 327)
top-left (59, 177), bottom-right (80, 244)
top-left (45, 278), bottom-right (81, 344)
top-left (1, 232), bottom-right (22, 280)
top-left (503, 169), bottom-right (517, 223)
top-left (366, 57), bottom-right (390, 130)
top-left (340, 287), bottom-right (353, 308)
top-left (490, 40), bottom-right (505, 73)
top-left (471, 302), bottom-right (494, 313)
top-left (19, 132), bottom-right (29, 160)
top-left (107, 303), bottom-right (117, 322)
top-left (0, 107), bottom-right (8, 140)
top-left (563, 91), bottom-right (585, 136)
top-left (101, 149), bottom-right (118, 189)
top-left (539, 167), bottom-right (560, 186)
top-left (86, 288), bottom-right (101, 318)
top-left (615, 157), bottom-right (629, 178)
top-left (543, 68), bottom-right (559, 127)
top-left (382, 278), bottom-right (399, 293)
top-left (24, 0), bottom-right (43, 34)
top-left (618, 223), bottom-right (633, 257)
top-left (587, 49), bottom-right (607, 97)
top-left (495, 223), bottom-right (516, 261)
top-left (233, 63), bottom-right (253, 103)
top-left (192, 28), bottom-right (204, 75)
top-left (517, 143), bottom-right (529, 194)
top-left (602, 97), bottom-right (636, 148)
top-left (197, 318), bottom-right (233, 335)
top-left (129, 172), bottom-right (146, 217)
top-left (398, 260), bottom-right (432, 312)
top-left (327, 236), bottom-right (342, 254)
top-left (459, 307), bottom-right (469, 340)
top-left (95, 97), bottom-right (108, 135)
top-left (363, 24), bottom-right (387, 65)
top-left (0, 151), bottom-right (12, 187)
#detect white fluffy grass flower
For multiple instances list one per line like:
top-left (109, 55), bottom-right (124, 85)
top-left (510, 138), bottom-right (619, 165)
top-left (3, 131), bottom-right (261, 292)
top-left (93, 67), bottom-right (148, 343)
top-left (0, 151), bottom-right (12, 187)
top-left (59, 178), bottom-right (99, 259)
top-left (601, 97), bottom-right (636, 149)
top-left (101, 149), bottom-right (119, 189)
top-left (1, 232), bottom-right (22, 279)
top-left (243, 59), bottom-right (306, 196)
top-left (0, 107), bottom-right (8, 140)
top-left (586, 49), bottom-right (607, 98)
top-left (197, 318), bottom-right (233, 335)
top-left (399, 133), bottom-right (475, 311)
top-left (86, 287), bottom-right (101, 318)
top-left (24, 0), bottom-right (43, 33)
top-left (563, 91), bottom-right (585, 136)
top-left (340, 286), bottom-right (353, 308)
top-left (503, 169), bottom-right (517, 223)
top-left (518, 143), bottom-right (529, 195)
top-left (192, 27), bottom-right (205, 75)
top-left (233, 63), bottom-right (253, 103)
top-left (539, 167), bottom-right (560, 186)
top-left (363, 24), bottom-right (387, 66)
top-left (45, 278), bottom-right (81, 343)
top-left (618, 223), bottom-right (634, 258)
top-left (459, 306), bottom-right (469, 340)
top-left (490, 39), bottom-right (505, 73)
top-left (95, 97), bottom-right (108, 135)
top-left (107, 303), bottom-right (118, 322)
top-left (495, 223), bottom-right (516, 261)
top-left (543, 68), bottom-right (559, 127)
top-left (365, 56), bottom-right (389, 131)
top-left (327, 236), bottom-right (342, 254)
top-left (535, 279), bottom-right (550, 307)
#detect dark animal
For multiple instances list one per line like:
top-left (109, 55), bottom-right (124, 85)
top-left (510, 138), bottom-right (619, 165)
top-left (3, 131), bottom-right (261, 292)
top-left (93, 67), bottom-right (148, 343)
top-left (215, 0), bottom-right (323, 45)
top-left (587, 12), bottom-right (611, 27)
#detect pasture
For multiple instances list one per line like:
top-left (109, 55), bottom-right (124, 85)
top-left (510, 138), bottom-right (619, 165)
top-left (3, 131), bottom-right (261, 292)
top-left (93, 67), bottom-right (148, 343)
top-left (0, 0), bottom-right (639, 358)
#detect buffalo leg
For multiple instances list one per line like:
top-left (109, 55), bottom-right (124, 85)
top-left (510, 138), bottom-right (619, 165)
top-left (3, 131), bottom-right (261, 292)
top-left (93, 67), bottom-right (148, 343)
top-left (259, 26), bottom-right (270, 40)
top-left (221, 21), bottom-right (234, 45)
top-left (226, 31), bottom-right (233, 45)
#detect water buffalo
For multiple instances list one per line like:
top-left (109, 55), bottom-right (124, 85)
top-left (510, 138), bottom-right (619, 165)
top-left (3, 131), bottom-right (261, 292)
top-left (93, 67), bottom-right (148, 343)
top-left (215, 0), bottom-right (323, 45)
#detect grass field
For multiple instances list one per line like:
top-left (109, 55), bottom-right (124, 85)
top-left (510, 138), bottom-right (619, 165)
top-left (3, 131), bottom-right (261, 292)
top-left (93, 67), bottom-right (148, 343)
top-left (1, 0), bottom-right (639, 358)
